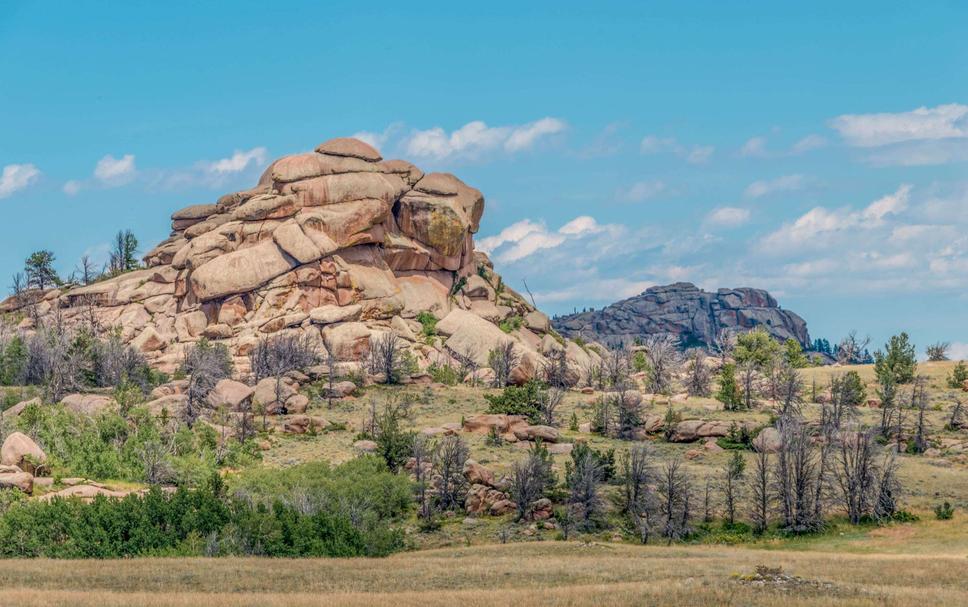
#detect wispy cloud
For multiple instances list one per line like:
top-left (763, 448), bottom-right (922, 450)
top-left (640, 135), bottom-right (714, 164)
top-left (615, 180), bottom-right (666, 203)
top-left (0, 163), bottom-right (41, 199)
top-left (743, 174), bottom-right (805, 199)
top-left (831, 103), bottom-right (968, 147)
top-left (705, 206), bottom-right (750, 229)
top-left (403, 117), bottom-right (566, 160)
top-left (759, 184), bottom-right (911, 253)
top-left (830, 104), bottom-right (968, 166)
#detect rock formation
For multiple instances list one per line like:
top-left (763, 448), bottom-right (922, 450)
top-left (2, 138), bottom-right (599, 382)
top-left (552, 282), bottom-right (809, 349)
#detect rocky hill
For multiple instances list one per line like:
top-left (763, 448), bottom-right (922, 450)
top-left (1, 138), bottom-right (600, 382)
top-left (552, 282), bottom-right (809, 349)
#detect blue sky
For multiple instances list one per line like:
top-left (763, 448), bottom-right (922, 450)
top-left (2, 1), bottom-right (967, 355)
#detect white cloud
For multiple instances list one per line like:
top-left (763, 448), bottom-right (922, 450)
top-left (200, 147), bottom-right (267, 176)
top-left (559, 216), bottom-right (604, 236)
top-left (739, 136), bottom-right (768, 157)
top-left (705, 207), bottom-right (750, 229)
top-left (404, 117), bottom-right (566, 160)
top-left (94, 154), bottom-right (136, 184)
top-left (760, 184), bottom-right (911, 253)
top-left (0, 163), bottom-right (41, 199)
top-left (479, 215), bottom-right (625, 264)
top-left (791, 134), bottom-right (827, 154)
top-left (743, 174), bottom-right (805, 199)
top-left (62, 180), bottom-right (82, 196)
top-left (862, 184), bottom-right (911, 222)
top-left (616, 180), bottom-right (666, 203)
top-left (949, 342), bottom-right (968, 362)
top-left (505, 117), bottom-right (567, 152)
top-left (639, 136), bottom-right (714, 164)
top-left (686, 145), bottom-right (714, 164)
top-left (351, 122), bottom-right (405, 151)
top-left (830, 103), bottom-right (968, 147)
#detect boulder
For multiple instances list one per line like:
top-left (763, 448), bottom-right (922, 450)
top-left (0, 432), bottom-right (47, 473)
top-left (283, 415), bottom-right (329, 434)
top-left (353, 439), bottom-right (378, 452)
top-left (669, 420), bottom-right (743, 442)
top-left (753, 427), bottom-right (782, 453)
top-left (463, 460), bottom-right (497, 487)
top-left (207, 379), bottom-right (254, 410)
top-left (316, 137), bottom-right (382, 162)
top-left (322, 322), bottom-right (372, 361)
top-left (512, 425), bottom-right (560, 443)
top-left (462, 414), bottom-right (529, 435)
top-left (61, 394), bottom-right (115, 416)
top-left (0, 470), bottom-right (33, 493)
top-left (253, 377), bottom-right (298, 413)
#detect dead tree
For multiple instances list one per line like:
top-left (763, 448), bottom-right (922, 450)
top-left (684, 348), bottom-right (712, 397)
top-left (777, 362), bottom-right (804, 415)
top-left (432, 435), bottom-right (469, 512)
top-left (835, 428), bottom-right (878, 524)
top-left (642, 335), bottom-right (680, 395)
top-left (722, 451), bottom-right (746, 526)
top-left (567, 448), bottom-right (603, 530)
top-left (538, 387), bottom-right (564, 427)
top-left (658, 456), bottom-right (693, 543)
top-left (774, 415), bottom-right (825, 532)
top-left (911, 376), bottom-right (930, 454)
top-left (509, 444), bottom-right (554, 521)
top-left (369, 332), bottom-right (406, 384)
top-left (749, 449), bottom-right (772, 534)
top-left (412, 435), bottom-right (433, 522)
top-left (948, 399), bottom-right (966, 431)
top-left (183, 340), bottom-right (233, 428)
top-left (488, 341), bottom-right (519, 387)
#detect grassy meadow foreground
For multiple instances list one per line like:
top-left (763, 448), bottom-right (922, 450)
top-left (0, 518), bottom-right (966, 606)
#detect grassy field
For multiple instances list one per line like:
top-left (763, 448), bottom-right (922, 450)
top-left (0, 516), bottom-right (965, 606)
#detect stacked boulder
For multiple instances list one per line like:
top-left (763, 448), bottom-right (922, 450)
top-left (3, 138), bottom-right (600, 383)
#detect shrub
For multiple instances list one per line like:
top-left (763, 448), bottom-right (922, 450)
top-left (934, 501), bottom-right (955, 520)
top-left (498, 316), bottom-right (524, 334)
top-left (428, 362), bottom-right (460, 386)
top-left (484, 380), bottom-right (546, 423)
top-left (416, 312), bottom-right (438, 337)
top-left (947, 361), bottom-right (968, 389)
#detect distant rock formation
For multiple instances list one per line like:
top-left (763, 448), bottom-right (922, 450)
top-left (552, 282), bottom-right (810, 349)
top-left (1, 138), bottom-right (601, 382)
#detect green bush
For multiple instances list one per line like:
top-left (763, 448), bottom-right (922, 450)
top-left (0, 467), bottom-right (407, 559)
top-left (428, 363), bottom-right (460, 385)
top-left (416, 312), bottom-right (438, 337)
top-left (484, 380), bottom-right (546, 423)
top-left (499, 315), bottom-right (524, 334)
top-left (934, 501), bottom-right (955, 520)
top-left (947, 361), bottom-right (968, 389)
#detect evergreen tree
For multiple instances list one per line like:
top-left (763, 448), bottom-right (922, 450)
top-left (874, 333), bottom-right (917, 385)
top-left (24, 250), bottom-right (60, 290)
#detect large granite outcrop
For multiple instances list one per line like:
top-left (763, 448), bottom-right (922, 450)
top-left (552, 282), bottom-right (810, 349)
top-left (2, 138), bottom-right (600, 382)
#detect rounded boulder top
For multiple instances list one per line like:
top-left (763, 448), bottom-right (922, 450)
top-left (315, 137), bottom-right (382, 162)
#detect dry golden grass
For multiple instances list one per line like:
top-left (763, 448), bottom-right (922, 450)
top-left (1, 525), bottom-right (967, 606)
